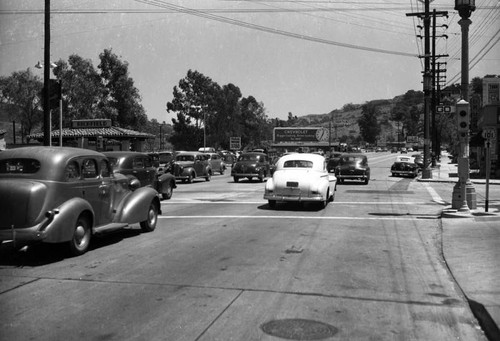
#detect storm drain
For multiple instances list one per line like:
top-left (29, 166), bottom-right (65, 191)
top-left (261, 318), bottom-right (338, 340)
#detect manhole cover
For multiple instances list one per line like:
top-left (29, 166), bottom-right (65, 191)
top-left (261, 318), bottom-right (338, 340)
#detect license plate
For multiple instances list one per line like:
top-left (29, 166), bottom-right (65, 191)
top-left (286, 181), bottom-right (299, 187)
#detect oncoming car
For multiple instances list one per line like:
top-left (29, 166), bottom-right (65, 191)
top-left (104, 151), bottom-right (176, 200)
top-left (231, 152), bottom-right (270, 182)
top-left (172, 152), bottom-right (212, 183)
top-left (0, 147), bottom-right (161, 256)
top-left (264, 153), bottom-right (337, 209)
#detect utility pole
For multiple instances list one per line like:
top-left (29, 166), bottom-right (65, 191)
top-left (43, 0), bottom-right (51, 146)
top-left (407, 1), bottom-right (447, 179)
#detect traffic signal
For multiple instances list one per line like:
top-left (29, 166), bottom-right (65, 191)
top-left (456, 100), bottom-right (470, 137)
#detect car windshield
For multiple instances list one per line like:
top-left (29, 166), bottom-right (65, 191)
top-left (159, 153), bottom-right (172, 163)
top-left (283, 160), bottom-right (313, 168)
top-left (176, 155), bottom-right (195, 162)
top-left (340, 156), bottom-right (365, 164)
top-left (0, 158), bottom-right (41, 174)
top-left (239, 154), bottom-right (259, 161)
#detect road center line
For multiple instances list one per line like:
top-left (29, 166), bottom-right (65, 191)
top-left (159, 215), bottom-right (432, 221)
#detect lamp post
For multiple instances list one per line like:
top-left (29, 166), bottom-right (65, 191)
top-left (451, 0), bottom-right (476, 211)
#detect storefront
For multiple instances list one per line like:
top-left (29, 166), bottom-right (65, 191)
top-left (27, 119), bottom-right (155, 152)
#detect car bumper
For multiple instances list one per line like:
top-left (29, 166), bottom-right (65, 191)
top-left (0, 224), bottom-right (48, 243)
top-left (264, 193), bottom-right (324, 202)
top-left (232, 172), bottom-right (258, 177)
top-left (392, 171), bottom-right (417, 176)
top-left (337, 174), bottom-right (368, 180)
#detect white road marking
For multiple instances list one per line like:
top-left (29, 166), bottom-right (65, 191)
top-left (422, 182), bottom-right (446, 205)
top-left (158, 215), bottom-right (431, 221)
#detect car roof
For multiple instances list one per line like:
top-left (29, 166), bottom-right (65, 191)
top-left (103, 151), bottom-right (149, 157)
top-left (275, 153), bottom-right (325, 171)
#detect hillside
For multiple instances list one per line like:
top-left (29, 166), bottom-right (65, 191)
top-left (291, 96), bottom-right (410, 145)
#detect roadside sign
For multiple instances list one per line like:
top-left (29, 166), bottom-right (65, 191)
top-left (482, 128), bottom-right (496, 140)
top-left (230, 137), bottom-right (241, 150)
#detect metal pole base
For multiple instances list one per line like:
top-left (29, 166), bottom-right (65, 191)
top-left (451, 182), bottom-right (464, 210)
top-left (421, 168), bottom-right (433, 179)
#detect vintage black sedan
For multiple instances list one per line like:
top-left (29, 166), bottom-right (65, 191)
top-left (104, 151), bottom-right (176, 200)
top-left (335, 153), bottom-right (370, 184)
top-left (0, 147), bottom-right (161, 256)
top-left (391, 156), bottom-right (419, 178)
top-left (231, 152), bottom-right (270, 182)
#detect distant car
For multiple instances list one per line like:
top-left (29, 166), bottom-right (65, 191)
top-left (264, 153), bottom-right (337, 209)
top-left (203, 152), bottom-right (226, 175)
top-left (156, 151), bottom-right (175, 175)
top-left (0, 147), bottom-right (160, 256)
top-left (172, 152), bottom-right (212, 183)
top-left (335, 153), bottom-right (370, 184)
top-left (104, 151), bottom-right (176, 200)
top-left (391, 156), bottom-right (419, 178)
top-left (400, 147), bottom-right (407, 154)
top-left (231, 152), bottom-right (270, 182)
top-left (411, 154), bottom-right (424, 169)
top-left (327, 152), bottom-right (343, 173)
top-left (391, 147), bottom-right (398, 153)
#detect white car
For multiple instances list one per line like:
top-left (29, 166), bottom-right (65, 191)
top-left (264, 153), bottom-right (337, 209)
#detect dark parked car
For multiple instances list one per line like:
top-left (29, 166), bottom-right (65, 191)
top-left (391, 156), bottom-right (419, 178)
top-left (172, 152), bottom-right (212, 183)
top-left (411, 153), bottom-right (424, 169)
top-left (0, 147), bottom-right (160, 256)
top-left (104, 151), bottom-right (176, 200)
top-left (231, 152), bottom-right (270, 182)
top-left (335, 153), bottom-right (370, 184)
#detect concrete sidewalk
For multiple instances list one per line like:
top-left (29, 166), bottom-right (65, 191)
top-left (419, 155), bottom-right (500, 340)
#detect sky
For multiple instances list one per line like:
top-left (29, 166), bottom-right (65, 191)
top-left (1, 0), bottom-right (499, 125)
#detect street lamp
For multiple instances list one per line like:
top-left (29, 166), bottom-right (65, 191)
top-left (451, 0), bottom-right (476, 212)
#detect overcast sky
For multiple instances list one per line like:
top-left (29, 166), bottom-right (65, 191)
top-left (1, 0), bottom-right (498, 124)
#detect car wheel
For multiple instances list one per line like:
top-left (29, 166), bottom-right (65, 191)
top-left (187, 173), bottom-right (194, 183)
top-left (205, 171), bottom-right (211, 181)
top-left (140, 201), bottom-right (158, 232)
top-left (220, 166), bottom-right (225, 175)
top-left (162, 183), bottom-right (173, 200)
top-left (364, 178), bottom-right (369, 185)
top-left (68, 215), bottom-right (91, 257)
top-left (233, 176), bottom-right (239, 183)
top-left (268, 200), bottom-right (276, 208)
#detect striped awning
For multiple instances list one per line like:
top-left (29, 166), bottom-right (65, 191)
top-left (28, 126), bottom-right (155, 140)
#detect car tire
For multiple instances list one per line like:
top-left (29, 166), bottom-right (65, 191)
top-left (140, 201), bottom-right (158, 232)
top-left (162, 183), bottom-right (173, 200)
top-left (220, 166), bottom-right (225, 175)
top-left (268, 200), bottom-right (276, 208)
top-left (364, 178), bottom-right (369, 185)
top-left (68, 215), bottom-right (91, 257)
top-left (205, 171), bottom-right (211, 181)
top-left (187, 173), bottom-right (194, 183)
top-left (233, 176), bottom-right (239, 183)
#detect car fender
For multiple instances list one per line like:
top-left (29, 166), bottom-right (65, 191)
top-left (113, 187), bottom-right (161, 224)
top-left (157, 173), bottom-right (176, 190)
top-left (43, 197), bottom-right (95, 243)
top-left (265, 178), bottom-right (275, 191)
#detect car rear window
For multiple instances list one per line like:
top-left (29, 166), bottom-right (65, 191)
top-left (0, 158), bottom-right (41, 174)
top-left (284, 160), bottom-right (313, 168)
top-left (239, 154), bottom-right (258, 161)
top-left (176, 155), bottom-right (195, 162)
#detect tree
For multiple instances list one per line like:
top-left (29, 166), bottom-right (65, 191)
top-left (0, 69), bottom-right (43, 142)
top-left (240, 96), bottom-right (270, 149)
top-left (166, 70), bottom-right (222, 150)
top-left (53, 55), bottom-right (106, 123)
top-left (357, 103), bottom-right (381, 144)
top-left (98, 49), bottom-right (147, 130)
top-left (209, 83), bottom-right (242, 149)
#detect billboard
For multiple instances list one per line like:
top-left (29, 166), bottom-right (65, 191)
top-left (274, 127), bottom-right (329, 143)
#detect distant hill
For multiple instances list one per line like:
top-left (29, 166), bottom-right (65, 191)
top-left (287, 95), bottom-right (418, 145)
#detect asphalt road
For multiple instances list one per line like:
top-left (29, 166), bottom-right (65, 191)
top-left (0, 152), bottom-right (492, 340)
